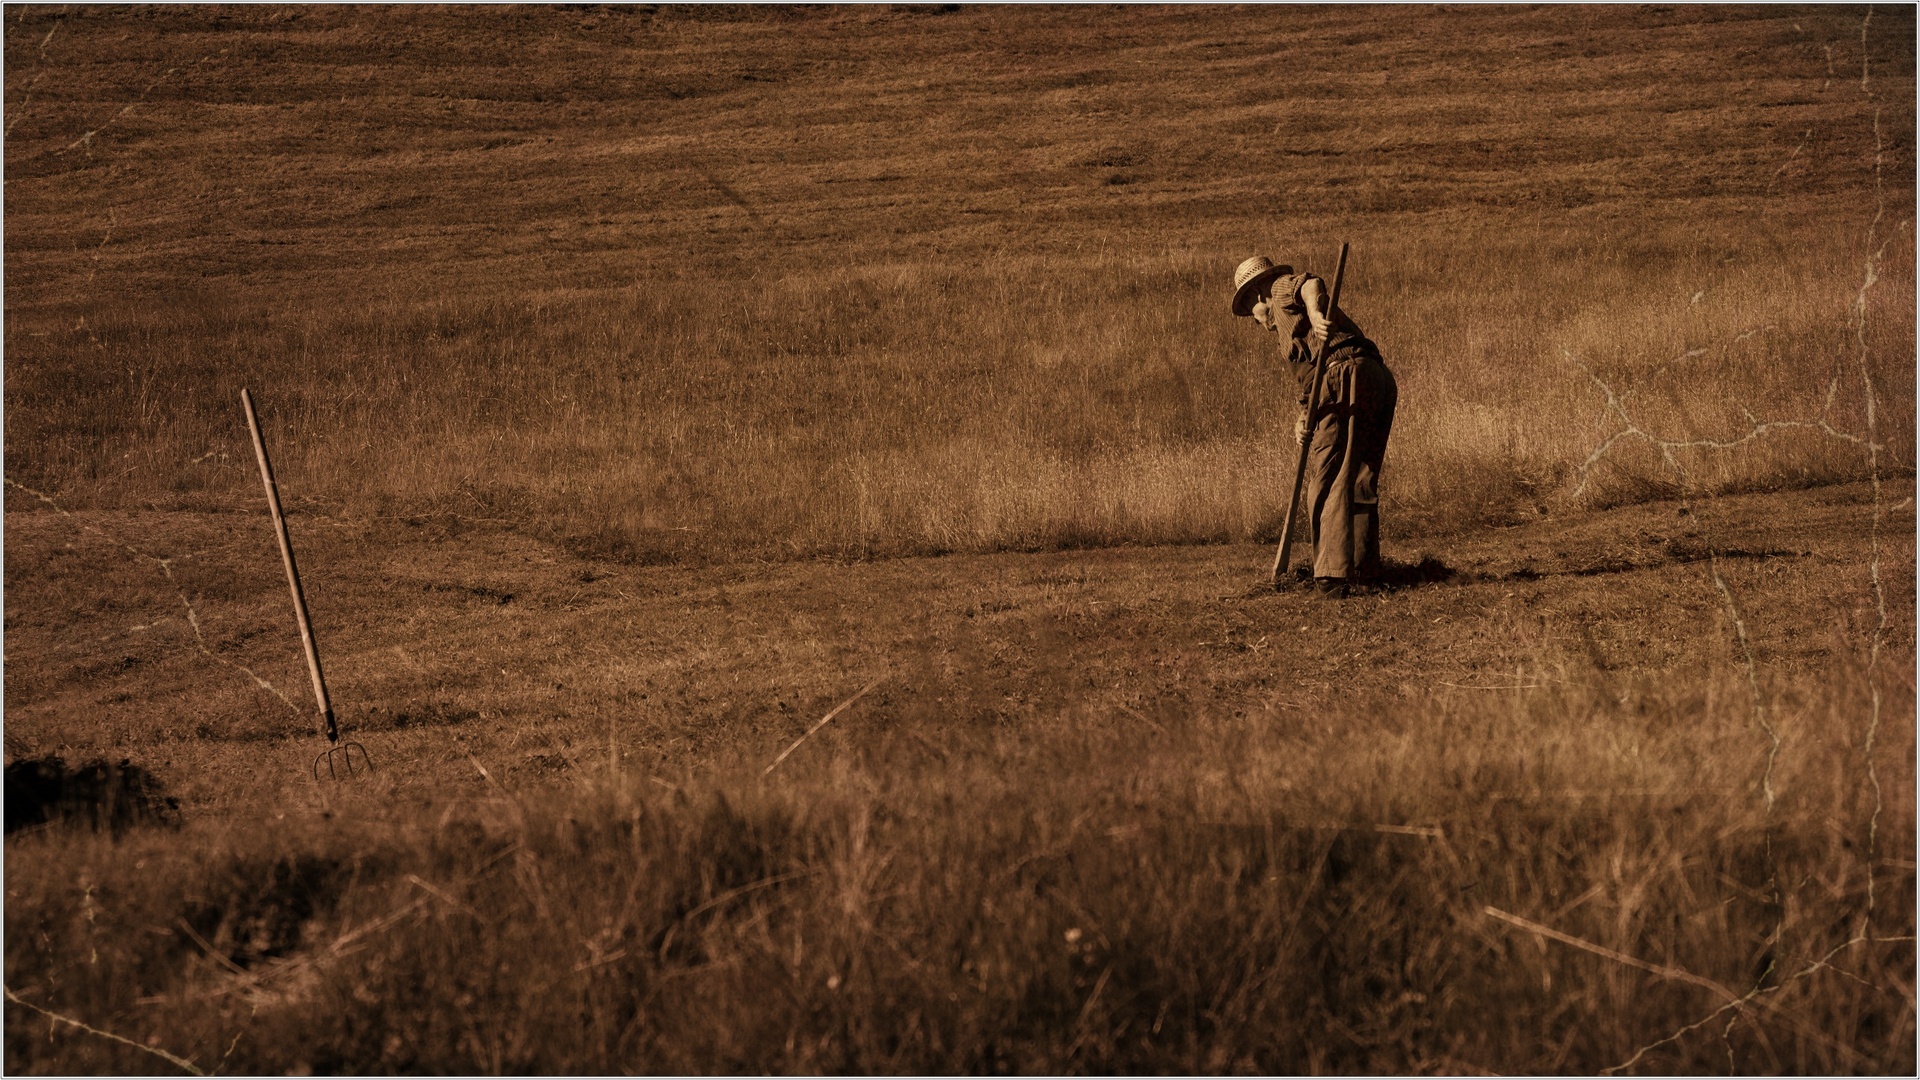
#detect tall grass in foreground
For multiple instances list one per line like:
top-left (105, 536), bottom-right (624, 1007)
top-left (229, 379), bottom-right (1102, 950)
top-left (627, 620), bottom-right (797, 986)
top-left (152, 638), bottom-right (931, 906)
top-left (6, 213), bottom-right (1912, 561)
top-left (7, 649), bottom-right (1912, 1074)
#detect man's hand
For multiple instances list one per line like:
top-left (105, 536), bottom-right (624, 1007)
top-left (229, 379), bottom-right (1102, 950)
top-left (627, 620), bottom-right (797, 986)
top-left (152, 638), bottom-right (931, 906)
top-left (1294, 413), bottom-right (1309, 446)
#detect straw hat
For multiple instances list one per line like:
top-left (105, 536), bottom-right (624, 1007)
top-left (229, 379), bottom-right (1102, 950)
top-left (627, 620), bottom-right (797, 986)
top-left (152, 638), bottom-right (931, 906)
top-left (1230, 255), bottom-right (1292, 317)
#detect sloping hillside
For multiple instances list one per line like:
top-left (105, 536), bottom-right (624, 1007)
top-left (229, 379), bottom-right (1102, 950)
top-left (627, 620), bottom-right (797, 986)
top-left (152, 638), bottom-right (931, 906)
top-left (5, 5), bottom-right (1911, 294)
top-left (4, 6), bottom-right (1913, 562)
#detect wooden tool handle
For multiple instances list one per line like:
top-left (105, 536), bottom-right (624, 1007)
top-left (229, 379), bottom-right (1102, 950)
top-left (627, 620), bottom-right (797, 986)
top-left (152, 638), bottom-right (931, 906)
top-left (242, 388), bottom-right (337, 742)
top-left (1270, 242), bottom-right (1350, 587)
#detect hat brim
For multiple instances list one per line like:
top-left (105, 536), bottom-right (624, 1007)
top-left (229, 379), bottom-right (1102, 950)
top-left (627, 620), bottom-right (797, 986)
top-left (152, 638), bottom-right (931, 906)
top-left (1231, 266), bottom-right (1286, 317)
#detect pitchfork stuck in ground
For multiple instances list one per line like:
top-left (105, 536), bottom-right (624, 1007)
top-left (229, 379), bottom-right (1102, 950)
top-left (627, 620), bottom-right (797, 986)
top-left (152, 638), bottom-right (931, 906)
top-left (241, 389), bottom-right (374, 781)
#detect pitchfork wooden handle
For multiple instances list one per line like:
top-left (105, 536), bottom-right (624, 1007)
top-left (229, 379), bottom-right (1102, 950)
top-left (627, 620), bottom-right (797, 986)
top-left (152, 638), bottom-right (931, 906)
top-left (241, 388), bottom-right (338, 743)
top-left (1270, 242), bottom-right (1350, 587)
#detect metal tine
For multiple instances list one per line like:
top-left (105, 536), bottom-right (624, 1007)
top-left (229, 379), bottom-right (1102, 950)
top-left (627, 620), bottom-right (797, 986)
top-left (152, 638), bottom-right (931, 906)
top-left (313, 741), bottom-right (375, 782)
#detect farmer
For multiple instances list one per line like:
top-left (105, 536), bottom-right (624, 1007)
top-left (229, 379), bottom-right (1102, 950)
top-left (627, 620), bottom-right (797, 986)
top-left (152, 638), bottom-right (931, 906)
top-left (1231, 255), bottom-right (1397, 597)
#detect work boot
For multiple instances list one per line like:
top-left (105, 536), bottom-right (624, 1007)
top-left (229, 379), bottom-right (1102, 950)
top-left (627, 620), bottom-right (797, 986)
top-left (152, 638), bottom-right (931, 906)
top-left (1313, 577), bottom-right (1349, 599)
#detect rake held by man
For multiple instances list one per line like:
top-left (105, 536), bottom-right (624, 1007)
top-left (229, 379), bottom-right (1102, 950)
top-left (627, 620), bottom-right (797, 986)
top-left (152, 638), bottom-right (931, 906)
top-left (1232, 248), bottom-right (1398, 598)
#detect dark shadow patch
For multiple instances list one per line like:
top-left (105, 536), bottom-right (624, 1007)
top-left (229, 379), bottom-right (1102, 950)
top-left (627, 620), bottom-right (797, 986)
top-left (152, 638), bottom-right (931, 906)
top-left (1366, 556), bottom-right (1457, 591)
top-left (1559, 557), bottom-right (1642, 578)
top-left (361, 701), bottom-right (480, 732)
top-left (422, 581), bottom-right (515, 604)
top-left (181, 854), bottom-right (345, 969)
top-left (1282, 557), bottom-right (1458, 591)
top-left (1662, 539), bottom-right (1804, 563)
top-left (518, 752), bottom-right (573, 777)
top-left (1496, 545), bottom-right (1807, 584)
top-left (1492, 557), bottom-right (1637, 582)
top-left (1245, 557), bottom-right (1456, 599)
top-left (558, 525), bottom-right (697, 567)
top-left (4, 756), bottom-right (180, 835)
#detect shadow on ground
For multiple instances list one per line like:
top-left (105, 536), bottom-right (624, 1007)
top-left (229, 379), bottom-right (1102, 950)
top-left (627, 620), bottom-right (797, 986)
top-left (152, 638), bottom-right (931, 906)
top-left (1260, 556), bottom-right (1459, 597)
top-left (3, 756), bottom-right (180, 835)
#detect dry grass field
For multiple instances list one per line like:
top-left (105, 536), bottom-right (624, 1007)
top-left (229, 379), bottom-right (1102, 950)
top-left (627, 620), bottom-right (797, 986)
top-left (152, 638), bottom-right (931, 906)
top-left (4, 4), bottom-right (1915, 1075)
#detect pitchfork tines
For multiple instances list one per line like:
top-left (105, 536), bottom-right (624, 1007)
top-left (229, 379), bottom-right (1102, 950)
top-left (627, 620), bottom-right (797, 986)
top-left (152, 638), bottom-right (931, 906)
top-left (312, 708), bottom-right (375, 781)
top-left (314, 739), bottom-right (374, 781)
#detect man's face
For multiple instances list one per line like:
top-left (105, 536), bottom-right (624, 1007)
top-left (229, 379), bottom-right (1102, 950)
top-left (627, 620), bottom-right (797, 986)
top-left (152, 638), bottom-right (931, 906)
top-left (1248, 287), bottom-right (1279, 332)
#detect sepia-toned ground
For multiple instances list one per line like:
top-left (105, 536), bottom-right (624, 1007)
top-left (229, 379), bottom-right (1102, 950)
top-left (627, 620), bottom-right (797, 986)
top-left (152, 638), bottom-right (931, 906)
top-left (5, 477), bottom-right (1913, 1074)
top-left (2, 483), bottom-right (1912, 814)
top-left (5, 4), bottom-right (1915, 1075)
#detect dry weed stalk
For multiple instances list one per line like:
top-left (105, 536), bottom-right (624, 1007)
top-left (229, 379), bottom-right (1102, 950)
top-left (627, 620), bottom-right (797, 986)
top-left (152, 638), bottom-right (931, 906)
top-left (762, 678), bottom-right (883, 777)
top-left (1485, 905), bottom-right (1745, 1006)
top-left (3, 985), bottom-right (205, 1076)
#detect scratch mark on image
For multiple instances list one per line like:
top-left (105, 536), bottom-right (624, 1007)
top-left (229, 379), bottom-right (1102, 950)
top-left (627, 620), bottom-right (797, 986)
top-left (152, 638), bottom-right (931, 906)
top-left (5, 477), bottom-right (303, 717)
top-left (3, 12), bottom-right (66, 137)
top-left (1593, 10), bottom-right (1902, 1070)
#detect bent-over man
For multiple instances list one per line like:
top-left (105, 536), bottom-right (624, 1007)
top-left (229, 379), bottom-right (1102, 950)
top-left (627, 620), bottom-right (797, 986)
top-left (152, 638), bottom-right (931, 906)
top-left (1231, 255), bottom-right (1397, 597)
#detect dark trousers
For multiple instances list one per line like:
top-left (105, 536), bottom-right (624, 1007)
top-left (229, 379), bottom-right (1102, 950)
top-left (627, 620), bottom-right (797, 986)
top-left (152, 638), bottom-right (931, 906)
top-left (1305, 352), bottom-right (1397, 580)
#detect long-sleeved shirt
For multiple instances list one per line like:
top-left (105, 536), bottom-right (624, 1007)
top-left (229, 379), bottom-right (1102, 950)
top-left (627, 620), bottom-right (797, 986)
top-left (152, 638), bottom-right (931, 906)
top-left (1267, 272), bottom-right (1380, 405)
